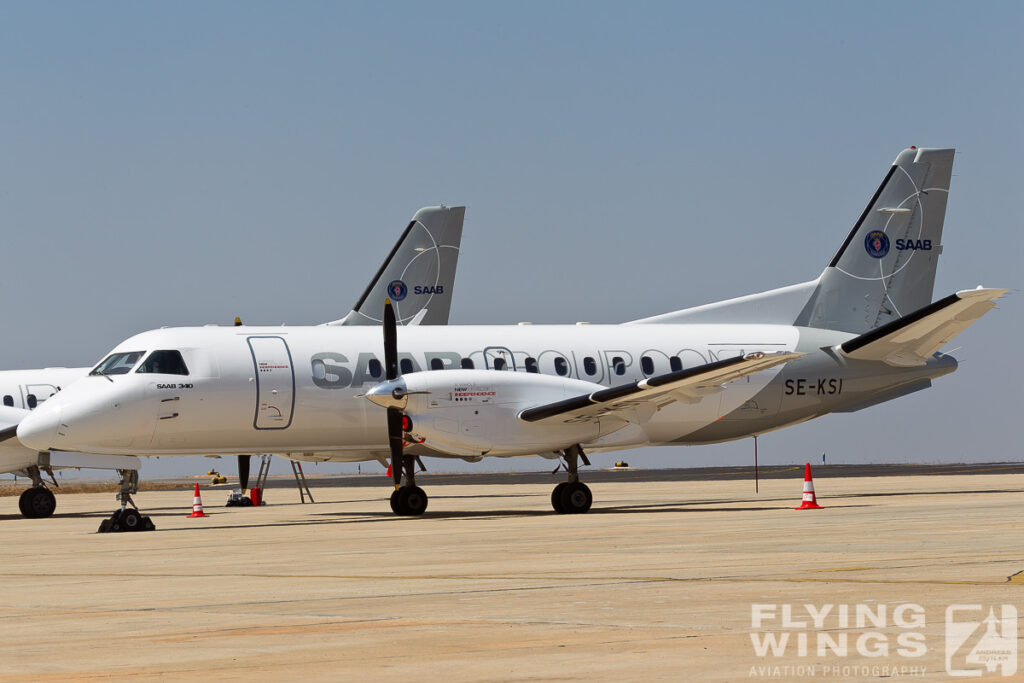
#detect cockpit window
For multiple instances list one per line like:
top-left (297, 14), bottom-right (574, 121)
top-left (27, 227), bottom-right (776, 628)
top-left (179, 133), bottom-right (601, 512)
top-left (90, 351), bottom-right (144, 376)
top-left (136, 350), bottom-right (190, 376)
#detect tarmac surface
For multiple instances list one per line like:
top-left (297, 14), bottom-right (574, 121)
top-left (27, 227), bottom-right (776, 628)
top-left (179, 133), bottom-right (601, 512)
top-left (1, 465), bottom-right (1023, 681)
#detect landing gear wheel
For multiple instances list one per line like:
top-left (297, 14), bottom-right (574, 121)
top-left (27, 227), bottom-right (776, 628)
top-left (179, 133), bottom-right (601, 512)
top-left (559, 482), bottom-right (592, 514)
top-left (396, 486), bottom-right (428, 516)
top-left (120, 508), bottom-right (142, 530)
top-left (390, 489), bottom-right (401, 514)
top-left (551, 482), bottom-right (568, 514)
top-left (98, 508), bottom-right (156, 533)
top-left (19, 487), bottom-right (56, 519)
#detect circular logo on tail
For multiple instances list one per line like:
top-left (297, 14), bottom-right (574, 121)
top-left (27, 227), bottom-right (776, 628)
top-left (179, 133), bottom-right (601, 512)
top-left (864, 230), bottom-right (890, 258)
top-left (387, 279), bottom-right (408, 301)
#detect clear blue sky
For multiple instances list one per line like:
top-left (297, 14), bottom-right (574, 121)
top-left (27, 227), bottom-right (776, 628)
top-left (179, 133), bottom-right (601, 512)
top-left (0, 2), bottom-right (1020, 478)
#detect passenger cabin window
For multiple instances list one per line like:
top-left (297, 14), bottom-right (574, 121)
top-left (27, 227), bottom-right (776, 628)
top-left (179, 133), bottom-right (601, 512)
top-left (554, 357), bottom-right (569, 376)
top-left (525, 357), bottom-right (539, 373)
top-left (91, 351), bottom-right (144, 376)
top-left (670, 356), bottom-right (682, 372)
top-left (460, 358), bottom-right (474, 369)
top-left (430, 358), bottom-right (444, 371)
top-left (493, 358), bottom-right (506, 371)
top-left (612, 356), bottom-right (626, 376)
top-left (26, 394), bottom-right (37, 410)
top-left (368, 359), bottom-right (382, 378)
top-left (583, 357), bottom-right (597, 376)
top-left (2, 395), bottom-right (12, 407)
top-left (641, 356), bottom-right (654, 375)
top-left (137, 350), bottom-right (190, 376)
top-left (400, 359), bottom-right (413, 374)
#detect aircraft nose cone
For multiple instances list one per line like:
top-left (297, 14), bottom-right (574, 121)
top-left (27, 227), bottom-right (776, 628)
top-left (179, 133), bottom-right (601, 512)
top-left (17, 403), bottom-right (62, 451)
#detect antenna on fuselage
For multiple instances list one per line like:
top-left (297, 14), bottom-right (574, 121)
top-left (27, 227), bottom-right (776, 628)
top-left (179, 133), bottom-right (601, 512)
top-left (234, 317), bottom-right (242, 326)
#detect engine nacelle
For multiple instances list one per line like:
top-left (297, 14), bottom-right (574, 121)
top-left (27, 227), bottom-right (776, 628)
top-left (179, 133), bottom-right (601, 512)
top-left (367, 369), bottom-right (623, 457)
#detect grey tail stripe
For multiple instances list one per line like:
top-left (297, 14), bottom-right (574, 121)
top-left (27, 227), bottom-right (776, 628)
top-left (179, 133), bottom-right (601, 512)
top-left (840, 293), bottom-right (961, 354)
top-left (351, 220), bottom-right (417, 312)
top-left (828, 164), bottom-right (898, 268)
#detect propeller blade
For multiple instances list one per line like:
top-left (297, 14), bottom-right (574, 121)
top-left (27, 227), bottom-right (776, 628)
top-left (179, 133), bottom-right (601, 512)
top-left (387, 407), bottom-right (404, 488)
top-left (384, 298), bottom-right (398, 381)
top-left (238, 454), bottom-right (251, 491)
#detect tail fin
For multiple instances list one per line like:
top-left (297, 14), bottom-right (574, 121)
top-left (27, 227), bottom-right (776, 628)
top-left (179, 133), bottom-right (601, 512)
top-left (795, 147), bottom-right (954, 333)
top-left (327, 206), bottom-right (465, 326)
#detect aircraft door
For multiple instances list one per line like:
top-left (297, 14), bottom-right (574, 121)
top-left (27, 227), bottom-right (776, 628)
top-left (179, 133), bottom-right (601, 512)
top-left (247, 336), bottom-right (295, 429)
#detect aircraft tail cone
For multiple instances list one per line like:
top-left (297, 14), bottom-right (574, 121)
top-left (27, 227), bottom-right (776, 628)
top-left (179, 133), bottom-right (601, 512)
top-left (795, 463), bottom-right (823, 509)
top-left (187, 483), bottom-right (208, 518)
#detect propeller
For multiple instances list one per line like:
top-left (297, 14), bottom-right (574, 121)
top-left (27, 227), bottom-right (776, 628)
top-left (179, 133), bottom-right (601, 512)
top-left (238, 454), bottom-right (251, 492)
top-left (384, 299), bottom-right (404, 490)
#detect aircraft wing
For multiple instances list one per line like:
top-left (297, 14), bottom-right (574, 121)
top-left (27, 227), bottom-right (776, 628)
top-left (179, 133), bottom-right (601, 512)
top-left (518, 351), bottom-right (804, 424)
top-left (839, 288), bottom-right (1008, 367)
top-left (0, 405), bottom-right (29, 442)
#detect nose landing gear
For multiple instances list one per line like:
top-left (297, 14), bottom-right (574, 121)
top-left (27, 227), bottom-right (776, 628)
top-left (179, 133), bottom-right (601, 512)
top-left (551, 445), bottom-right (592, 514)
top-left (97, 469), bottom-right (155, 533)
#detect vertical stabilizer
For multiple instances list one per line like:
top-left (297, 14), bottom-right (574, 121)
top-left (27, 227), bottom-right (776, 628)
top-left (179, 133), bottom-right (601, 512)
top-left (796, 147), bottom-right (954, 333)
top-left (327, 206), bottom-right (465, 326)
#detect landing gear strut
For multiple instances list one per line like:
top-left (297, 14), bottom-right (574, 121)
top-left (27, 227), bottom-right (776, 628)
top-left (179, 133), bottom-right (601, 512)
top-left (551, 445), bottom-right (593, 514)
top-left (18, 466), bottom-right (56, 519)
top-left (389, 455), bottom-right (428, 516)
top-left (98, 469), bottom-right (155, 533)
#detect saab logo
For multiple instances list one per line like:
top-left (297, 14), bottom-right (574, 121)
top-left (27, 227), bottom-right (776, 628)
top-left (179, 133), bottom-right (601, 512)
top-left (414, 285), bottom-right (444, 295)
top-left (896, 238), bottom-right (932, 251)
top-left (864, 230), bottom-right (890, 258)
top-left (387, 280), bottom-right (408, 302)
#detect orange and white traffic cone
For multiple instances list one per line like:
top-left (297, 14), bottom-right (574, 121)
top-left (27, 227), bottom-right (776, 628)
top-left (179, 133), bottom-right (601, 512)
top-left (186, 483), bottom-right (208, 518)
top-left (795, 462), bottom-right (823, 509)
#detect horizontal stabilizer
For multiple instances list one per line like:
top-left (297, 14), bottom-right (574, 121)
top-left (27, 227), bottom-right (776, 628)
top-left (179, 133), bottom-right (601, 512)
top-left (839, 288), bottom-right (1007, 366)
top-left (519, 351), bottom-right (804, 424)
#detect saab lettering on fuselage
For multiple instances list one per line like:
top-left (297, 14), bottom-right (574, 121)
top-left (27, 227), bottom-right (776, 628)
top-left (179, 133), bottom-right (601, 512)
top-left (414, 285), bottom-right (444, 295)
top-left (784, 378), bottom-right (843, 396)
top-left (895, 239), bottom-right (932, 251)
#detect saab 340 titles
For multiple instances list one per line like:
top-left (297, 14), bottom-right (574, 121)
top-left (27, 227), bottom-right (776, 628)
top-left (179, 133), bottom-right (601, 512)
top-left (13, 148), bottom-right (1006, 522)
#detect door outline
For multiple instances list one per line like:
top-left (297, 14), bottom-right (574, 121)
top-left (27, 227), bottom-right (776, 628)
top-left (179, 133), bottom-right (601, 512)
top-left (247, 336), bottom-right (296, 430)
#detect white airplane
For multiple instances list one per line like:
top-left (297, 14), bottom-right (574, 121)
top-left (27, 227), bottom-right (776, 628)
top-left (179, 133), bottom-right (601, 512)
top-left (13, 148), bottom-right (1006, 525)
top-left (0, 205), bottom-right (465, 523)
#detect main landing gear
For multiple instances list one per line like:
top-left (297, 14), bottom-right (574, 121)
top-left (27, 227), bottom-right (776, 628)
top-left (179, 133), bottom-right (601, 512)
top-left (18, 466), bottom-right (56, 519)
top-left (551, 445), bottom-right (593, 514)
top-left (98, 469), bottom-right (155, 533)
top-left (389, 455), bottom-right (428, 516)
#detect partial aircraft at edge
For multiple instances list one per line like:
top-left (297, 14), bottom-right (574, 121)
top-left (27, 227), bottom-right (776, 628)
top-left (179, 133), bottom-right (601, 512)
top-left (10, 148), bottom-right (1008, 527)
top-left (0, 205), bottom-right (464, 521)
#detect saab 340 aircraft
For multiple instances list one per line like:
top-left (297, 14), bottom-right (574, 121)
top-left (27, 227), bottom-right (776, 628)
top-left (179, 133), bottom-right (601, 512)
top-left (14, 148), bottom-right (1006, 523)
top-left (0, 205), bottom-right (464, 523)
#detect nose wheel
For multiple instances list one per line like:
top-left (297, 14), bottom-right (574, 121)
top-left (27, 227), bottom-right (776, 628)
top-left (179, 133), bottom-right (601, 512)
top-left (98, 469), bottom-right (155, 533)
top-left (550, 445), bottom-right (593, 514)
